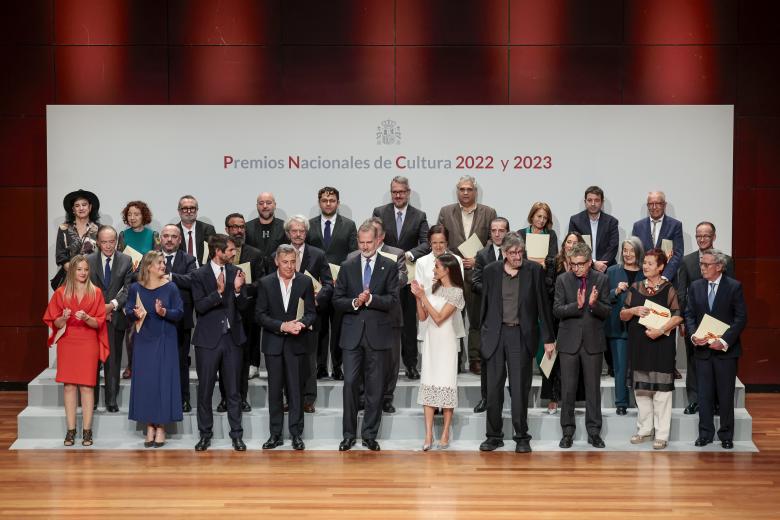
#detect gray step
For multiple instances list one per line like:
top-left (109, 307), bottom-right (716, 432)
top-left (27, 368), bottom-right (746, 410)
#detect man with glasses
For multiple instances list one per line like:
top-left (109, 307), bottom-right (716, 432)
top-left (677, 222), bottom-right (735, 415)
top-left (631, 191), bottom-right (684, 282)
top-left (176, 195), bottom-right (216, 268)
top-left (553, 242), bottom-right (610, 449)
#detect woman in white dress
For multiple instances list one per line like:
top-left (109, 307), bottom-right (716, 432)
top-left (411, 253), bottom-right (465, 451)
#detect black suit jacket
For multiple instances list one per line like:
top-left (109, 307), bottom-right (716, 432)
top-left (684, 276), bottom-right (747, 360)
top-left (553, 270), bottom-right (611, 354)
top-left (167, 250), bottom-right (197, 329)
top-left (177, 220), bottom-right (216, 266)
top-left (631, 215), bottom-right (684, 280)
top-left (307, 214), bottom-right (358, 265)
top-left (190, 263), bottom-right (249, 348)
top-left (333, 253), bottom-right (399, 350)
top-left (372, 203), bottom-right (431, 260)
top-left (244, 217), bottom-right (288, 268)
top-left (255, 272), bottom-right (317, 355)
top-left (567, 210), bottom-right (620, 266)
top-left (676, 250), bottom-right (735, 313)
top-left (87, 251), bottom-right (134, 331)
top-left (270, 244), bottom-right (334, 311)
top-left (236, 243), bottom-right (266, 300)
top-left (471, 243), bottom-right (502, 295)
top-left (479, 260), bottom-right (555, 359)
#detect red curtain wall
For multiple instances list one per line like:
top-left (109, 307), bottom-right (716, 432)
top-left (1, 0), bottom-right (777, 384)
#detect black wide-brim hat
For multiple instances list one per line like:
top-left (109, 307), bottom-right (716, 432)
top-left (63, 189), bottom-right (100, 215)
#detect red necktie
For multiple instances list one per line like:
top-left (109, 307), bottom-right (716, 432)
top-left (187, 231), bottom-right (193, 256)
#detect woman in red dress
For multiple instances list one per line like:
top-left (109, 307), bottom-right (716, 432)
top-left (43, 254), bottom-right (110, 447)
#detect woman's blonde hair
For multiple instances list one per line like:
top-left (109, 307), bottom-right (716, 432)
top-left (63, 254), bottom-right (96, 300)
top-left (137, 250), bottom-right (164, 286)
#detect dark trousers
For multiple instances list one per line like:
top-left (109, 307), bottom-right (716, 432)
top-left (302, 315), bottom-right (323, 406)
top-left (342, 338), bottom-right (388, 440)
top-left (684, 336), bottom-right (698, 404)
top-left (484, 325), bottom-right (533, 442)
top-left (218, 342), bottom-right (251, 403)
top-left (96, 322), bottom-right (125, 407)
top-left (696, 356), bottom-right (737, 441)
top-left (177, 328), bottom-right (192, 404)
top-left (195, 334), bottom-right (243, 439)
top-left (384, 328), bottom-right (402, 402)
top-left (560, 344), bottom-right (603, 437)
top-left (399, 285), bottom-right (418, 368)
top-left (317, 307), bottom-right (343, 372)
top-left (464, 274), bottom-right (481, 362)
top-left (266, 350), bottom-right (305, 437)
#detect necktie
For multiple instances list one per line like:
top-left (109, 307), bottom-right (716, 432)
top-left (708, 282), bottom-right (716, 310)
top-left (104, 257), bottom-right (112, 287)
top-left (165, 255), bottom-right (173, 274)
top-left (496, 247), bottom-right (502, 261)
top-left (651, 219), bottom-right (660, 247)
top-left (296, 249), bottom-right (302, 272)
top-left (396, 210), bottom-right (403, 240)
top-left (580, 276), bottom-right (587, 293)
top-left (324, 220), bottom-right (332, 249)
top-left (187, 231), bottom-right (193, 256)
top-left (363, 258), bottom-right (372, 289)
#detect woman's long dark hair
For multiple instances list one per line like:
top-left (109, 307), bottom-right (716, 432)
top-left (432, 253), bottom-right (464, 293)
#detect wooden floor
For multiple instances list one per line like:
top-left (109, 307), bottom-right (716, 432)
top-left (1, 392), bottom-right (779, 518)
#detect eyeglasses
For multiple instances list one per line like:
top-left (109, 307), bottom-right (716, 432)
top-left (699, 262), bottom-right (718, 268)
top-left (227, 224), bottom-right (245, 230)
top-left (391, 190), bottom-right (409, 196)
top-left (570, 262), bottom-right (590, 269)
top-left (179, 206), bottom-right (197, 212)
top-left (504, 250), bottom-right (523, 257)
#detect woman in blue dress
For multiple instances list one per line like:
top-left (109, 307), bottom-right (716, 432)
top-left (125, 251), bottom-right (183, 448)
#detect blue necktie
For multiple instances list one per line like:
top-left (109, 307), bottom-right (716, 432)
top-left (104, 257), bottom-right (112, 287)
top-left (363, 258), bottom-right (372, 289)
top-left (324, 220), bottom-right (332, 249)
top-left (396, 210), bottom-right (403, 240)
top-left (165, 255), bottom-right (173, 274)
top-left (708, 282), bottom-right (716, 310)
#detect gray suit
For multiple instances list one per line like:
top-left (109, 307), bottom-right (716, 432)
top-left (87, 250), bottom-right (134, 408)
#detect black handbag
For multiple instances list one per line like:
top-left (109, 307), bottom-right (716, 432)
top-left (50, 267), bottom-right (66, 291)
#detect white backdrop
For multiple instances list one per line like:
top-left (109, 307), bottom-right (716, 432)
top-left (47, 105), bottom-right (733, 278)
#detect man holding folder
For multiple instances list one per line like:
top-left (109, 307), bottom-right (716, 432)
top-left (685, 249), bottom-right (747, 449)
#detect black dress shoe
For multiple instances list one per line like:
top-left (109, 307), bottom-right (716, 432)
top-left (515, 439), bottom-right (532, 453)
top-left (479, 438), bottom-right (504, 451)
top-left (316, 367), bottom-right (329, 379)
top-left (721, 440), bottom-right (734, 449)
top-left (182, 401), bottom-right (192, 413)
top-left (304, 403), bottom-right (316, 414)
top-left (332, 367), bottom-right (344, 381)
top-left (232, 437), bottom-right (247, 451)
top-left (683, 402), bottom-right (698, 415)
top-left (559, 435), bottom-right (573, 449)
top-left (362, 439), bottom-right (381, 451)
top-left (194, 437), bottom-right (211, 451)
top-left (473, 399), bottom-right (487, 413)
top-left (406, 366), bottom-right (420, 380)
top-left (216, 400), bottom-right (227, 413)
top-left (93, 403), bottom-right (98, 411)
top-left (106, 405), bottom-right (119, 413)
top-left (382, 400), bottom-right (396, 414)
top-left (714, 404), bottom-right (720, 416)
top-left (588, 434), bottom-right (606, 448)
top-left (358, 400), bottom-right (365, 411)
top-left (607, 367), bottom-right (615, 377)
top-left (262, 435), bottom-right (283, 450)
top-left (292, 436), bottom-right (305, 450)
top-left (695, 437), bottom-right (713, 447)
top-left (241, 400), bottom-right (251, 412)
top-left (616, 406), bottom-right (627, 416)
top-left (339, 438), bottom-right (356, 451)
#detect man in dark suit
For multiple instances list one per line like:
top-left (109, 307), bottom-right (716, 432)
top-left (160, 224), bottom-right (197, 413)
top-left (567, 185), bottom-right (619, 272)
top-left (272, 215), bottom-right (333, 413)
top-left (685, 249), bottom-right (747, 450)
top-left (470, 217), bottom-right (509, 414)
top-left (190, 234), bottom-right (249, 452)
top-left (347, 217), bottom-right (406, 413)
top-left (553, 242), bottom-right (611, 449)
top-left (176, 194), bottom-right (216, 268)
top-left (255, 244), bottom-right (317, 450)
top-left (631, 191), bottom-right (684, 281)
top-left (373, 175), bottom-right (430, 379)
top-left (306, 186), bottom-right (358, 381)
top-left (216, 213), bottom-right (266, 413)
top-left (478, 233), bottom-right (555, 453)
top-left (677, 221), bottom-right (735, 415)
top-left (87, 225), bottom-right (134, 412)
top-left (437, 175), bottom-right (498, 376)
top-left (333, 221), bottom-right (400, 451)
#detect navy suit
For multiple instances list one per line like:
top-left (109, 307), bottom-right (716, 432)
top-left (631, 215), bottom-right (684, 281)
top-left (685, 276), bottom-right (747, 442)
top-left (333, 253), bottom-right (399, 440)
top-left (256, 272), bottom-right (316, 437)
top-left (166, 250), bottom-right (197, 406)
top-left (191, 263), bottom-right (249, 439)
top-left (568, 210), bottom-right (620, 267)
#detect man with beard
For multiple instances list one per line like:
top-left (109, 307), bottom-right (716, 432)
top-left (176, 195), bottom-right (215, 267)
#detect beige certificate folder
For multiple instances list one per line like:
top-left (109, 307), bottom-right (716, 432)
top-left (135, 292), bottom-right (146, 333)
top-left (638, 300), bottom-right (672, 335)
top-left (526, 233), bottom-right (550, 259)
top-left (123, 245), bottom-right (143, 270)
top-left (693, 314), bottom-right (730, 344)
top-left (405, 257), bottom-right (415, 284)
top-left (52, 324), bottom-right (67, 347)
top-left (295, 298), bottom-right (305, 321)
top-left (457, 234), bottom-right (484, 259)
top-left (378, 250), bottom-right (398, 262)
top-left (661, 239), bottom-right (674, 257)
top-left (540, 347), bottom-right (557, 378)
top-left (329, 263), bottom-right (340, 281)
top-left (235, 262), bottom-right (252, 284)
top-left (582, 234), bottom-right (592, 248)
top-left (303, 270), bottom-right (322, 293)
top-left (202, 241), bottom-right (210, 265)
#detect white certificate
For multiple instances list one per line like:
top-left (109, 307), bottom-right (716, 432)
top-left (329, 263), bottom-right (341, 281)
top-left (378, 250), bottom-right (398, 262)
top-left (202, 241), bottom-right (210, 265)
top-left (526, 233), bottom-right (550, 259)
top-left (303, 270), bottom-right (322, 293)
top-left (457, 233), bottom-right (484, 259)
top-left (638, 300), bottom-right (672, 335)
top-left (661, 239), bottom-right (674, 257)
top-left (235, 262), bottom-right (252, 284)
top-left (582, 234), bottom-right (592, 248)
top-left (295, 298), bottom-right (305, 321)
top-left (693, 314), bottom-right (730, 344)
top-left (540, 347), bottom-right (557, 378)
top-left (123, 245), bottom-right (143, 269)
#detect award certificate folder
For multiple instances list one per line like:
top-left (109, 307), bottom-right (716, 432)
top-left (693, 314), bottom-right (730, 344)
top-left (638, 300), bottom-right (672, 335)
top-left (540, 347), bottom-right (557, 378)
top-left (329, 263), bottom-right (340, 281)
top-left (378, 250), bottom-right (398, 262)
top-left (295, 298), bottom-right (305, 321)
top-left (661, 239), bottom-right (674, 258)
top-left (235, 262), bottom-right (252, 284)
top-left (457, 234), bottom-right (483, 259)
top-left (303, 270), bottom-right (322, 293)
top-left (202, 241), bottom-right (210, 265)
top-left (526, 233), bottom-right (550, 259)
top-left (123, 245), bottom-right (143, 270)
top-left (582, 234), bottom-right (592, 248)
top-left (134, 292), bottom-right (147, 333)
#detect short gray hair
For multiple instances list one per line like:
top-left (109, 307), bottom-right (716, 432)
top-left (391, 176), bottom-right (409, 189)
top-left (500, 232), bottom-right (525, 254)
top-left (276, 243), bottom-right (296, 258)
top-left (568, 242), bottom-right (592, 261)
top-left (358, 220), bottom-right (377, 238)
top-left (457, 175), bottom-right (478, 192)
top-left (621, 236), bottom-right (644, 266)
top-left (284, 215), bottom-right (309, 233)
top-left (701, 248), bottom-right (728, 268)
